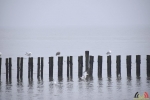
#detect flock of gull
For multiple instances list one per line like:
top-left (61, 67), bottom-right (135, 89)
top-left (0, 50), bottom-right (111, 80)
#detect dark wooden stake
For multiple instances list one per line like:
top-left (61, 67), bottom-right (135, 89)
top-left (58, 56), bottom-right (63, 78)
top-left (107, 56), bottom-right (111, 77)
top-left (126, 55), bottom-right (131, 77)
top-left (8, 58), bottom-right (12, 81)
top-left (136, 55), bottom-right (141, 78)
top-left (89, 56), bottom-right (94, 77)
top-left (17, 57), bottom-right (20, 80)
top-left (49, 57), bottom-right (53, 81)
top-left (37, 57), bottom-right (40, 78)
top-left (147, 55), bottom-right (150, 77)
top-left (20, 57), bottom-right (23, 80)
top-left (41, 57), bottom-right (44, 79)
top-left (6, 58), bottom-right (8, 80)
top-left (67, 56), bottom-right (69, 78)
top-left (116, 55), bottom-right (121, 77)
top-left (28, 58), bottom-right (30, 79)
top-left (85, 51), bottom-right (89, 72)
top-left (70, 56), bottom-right (73, 79)
top-left (31, 57), bottom-right (33, 79)
top-left (98, 56), bottom-right (102, 78)
top-left (0, 58), bottom-right (1, 80)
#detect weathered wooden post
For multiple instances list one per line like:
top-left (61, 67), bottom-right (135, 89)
top-left (6, 58), bottom-right (8, 80)
top-left (116, 55), bottom-right (121, 77)
top-left (20, 57), bottom-right (23, 80)
top-left (107, 56), bottom-right (111, 77)
top-left (31, 57), bottom-right (33, 79)
top-left (8, 58), bottom-right (12, 81)
top-left (126, 55), bottom-right (131, 77)
top-left (0, 57), bottom-right (1, 79)
top-left (17, 57), bottom-right (20, 80)
top-left (80, 56), bottom-right (83, 77)
top-left (70, 56), bottom-right (73, 79)
top-left (85, 51), bottom-right (89, 72)
top-left (136, 55), bottom-right (141, 78)
top-left (58, 56), bottom-right (63, 79)
top-left (78, 56), bottom-right (81, 78)
top-left (41, 57), bottom-right (44, 79)
top-left (147, 55), bottom-right (150, 77)
top-left (49, 57), bottom-right (53, 81)
top-left (89, 56), bottom-right (94, 77)
top-left (67, 56), bottom-right (69, 78)
top-left (98, 55), bottom-right (102, 78)
top-left (37, 57), bottom-right (40, 78)
top-left (28, 57), bottom-right (30, 79)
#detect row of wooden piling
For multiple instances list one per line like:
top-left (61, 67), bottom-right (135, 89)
top-left (0, 53), bottom-right (150, 81)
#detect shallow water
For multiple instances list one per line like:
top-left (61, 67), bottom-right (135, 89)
top-left (0, 27), bottom-right (150, 100)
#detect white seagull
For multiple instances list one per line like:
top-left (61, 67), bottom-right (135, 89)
top-left (106, 50), bottom-right (111, 55)
top-left (80, 71), bottom-right (88, 80)
top-left (0, 52), bottom-right (2, 57)
top-left (56, 52), bottom-right (60, 56)
top-left (25, 52), bottom-right (32, 57)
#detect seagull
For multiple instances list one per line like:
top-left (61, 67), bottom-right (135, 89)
top-left (106, 50), bottom-right (111, 55)
top-left (25, 52), bottom-right (32, 57)
top-left (0, 52), bottom-right (2, 57)
top-left (56, 52), bottom-right (60, 56)
top-left (80, 71), bottom-right (88, 80)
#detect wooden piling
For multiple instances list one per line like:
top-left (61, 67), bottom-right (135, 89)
top-left (70, 56), bottom-right (73, 79)
top-left (20, 57), bottom-right (23, 80)
top-left (6, 58), bottom-right (8, 80)
top-left (17, 57), bottom-right (20, 80)
top-left (147, 55), bottom-right (150, 77)
top-left (8, 58), bottom-right (12, 81)
top-left (67, 56), bottom-right (69, 78)
top-left (136, 55), bottom-right (141, 78)
top-left (58, 56), bottom-right (63, 78)
top-left (89, 56), bottom-right (94, 77)
top-left (49, 57), bottom-right (53, 80)
top-left (80, 56), bottom-right (83, 77)
top-left (126, 55), bottom-right (131, 77)
top-left (78, 56), bottom-right (81, 78)
top-left (37, 57), bottom-right (40, 78)
top-left (31, 57), bottom-right (33, 79)
top-left (41, 57), bottom-right (44, 79)
top-left (107, 56), bottom-right (111, 77)
top-left (116, 55), bottom-right (121, 77)
top-left (98, 56), bottom-right (102, 78)
top-left (0, 58), bottom-right (1, 79)
top-left (85, 51), bottom-right (89, 72)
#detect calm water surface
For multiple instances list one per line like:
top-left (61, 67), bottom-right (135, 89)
top-left (0, 27), bottom-right (150, 100)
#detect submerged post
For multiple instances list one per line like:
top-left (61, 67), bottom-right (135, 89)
top-left (98, 56), bottom-right (102, 78)
top-left (67, 56), bottom-right (69, 78)
top-left (89, 56), bottom-right (94, 77)
top-left (37, 57), bottom-right (40, 78)
top-left (17, 57), bottom-right (20, 80)
top-left (107, 56), bottom-right (111, 77)
top-left (70, 56), bottom-right (73, 79)
top-left (49, 57), bottom-right (53, 81)
top-left (126, 55), bottom-right (131, 77)
top-left (116, 55), bottom-right (121, 77)
top-left (0, 58), bottom-right (1, 79)
top-left (20, 57), bottom-right (23, 80)
top-left (136, 55), bottom-right (141, 78)
top-left (41, 57), bottom-right (44, 79)
top-left (147, 55), bottom-right (150, 77)
top-left (58, 56), bottom-right (63, 79)
top-left (31, 57), bottom-right (33, 79)
top-left (6, 58), bottom-right (8, 80)
top-left (8, 58), bottom-right (12, 81)
top-left (85, 51), bottom-right (89, 72)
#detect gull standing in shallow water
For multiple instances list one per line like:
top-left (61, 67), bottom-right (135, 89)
top-left (56, 52), bottom-right (60, 56)
top-left (106, 50), bottom-right (111, 55)
top-left (80, 71), bottom-right (88, 80)
top-left (25, 52), bottom-right (32, 57)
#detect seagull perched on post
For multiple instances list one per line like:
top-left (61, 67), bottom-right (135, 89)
top-left (25, 52), bottom-right (32, 57)
top-left (0, 52), bottom-right (2, 57)
top-left (56, 52), bottom-right (60, 56)
top-left (106, 50), bottom-right (111, 55)
top-left (80, 71), bottom-right (88, 80)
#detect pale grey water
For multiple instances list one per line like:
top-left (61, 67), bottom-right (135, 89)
top-left (0, 27), bottom-right (150, 100)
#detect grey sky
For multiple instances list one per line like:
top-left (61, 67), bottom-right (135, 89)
top-left (0, 0), bottom-right (150, 29)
